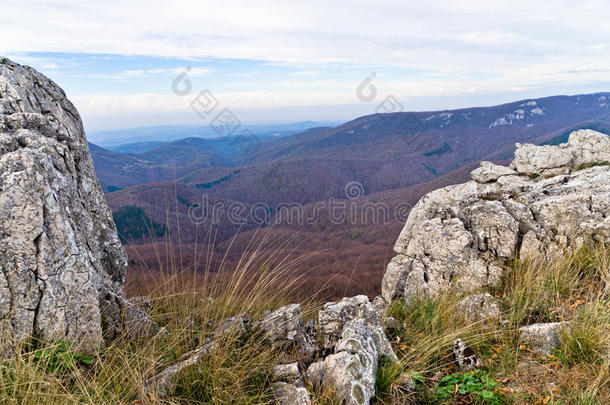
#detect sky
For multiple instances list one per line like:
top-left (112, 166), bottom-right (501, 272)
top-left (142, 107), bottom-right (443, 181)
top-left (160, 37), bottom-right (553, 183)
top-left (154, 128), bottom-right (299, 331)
top-left (2, 0), bottom-right (610, 132)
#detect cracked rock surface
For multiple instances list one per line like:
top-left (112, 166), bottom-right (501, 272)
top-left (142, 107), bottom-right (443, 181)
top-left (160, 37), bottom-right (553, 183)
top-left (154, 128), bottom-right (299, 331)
top-left (0, 58), bottom-right (130, 353)
top-left (382, 130), bottom-right (610, 302)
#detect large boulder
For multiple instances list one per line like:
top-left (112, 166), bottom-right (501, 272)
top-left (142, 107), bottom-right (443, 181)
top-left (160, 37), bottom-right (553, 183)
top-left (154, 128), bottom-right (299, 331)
top-left (382, 130), bottom-right (610, 302)
top-left (0, 58), bottom-right (134, 353)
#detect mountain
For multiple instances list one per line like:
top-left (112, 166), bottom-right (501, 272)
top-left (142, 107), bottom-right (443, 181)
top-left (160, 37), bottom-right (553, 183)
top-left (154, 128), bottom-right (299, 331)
top-left (88, 121), bottom-right (341, 147)
top-left (91, 92), bottom-right (610, 295)
top-left (108, 141), bottom-right (169, 154)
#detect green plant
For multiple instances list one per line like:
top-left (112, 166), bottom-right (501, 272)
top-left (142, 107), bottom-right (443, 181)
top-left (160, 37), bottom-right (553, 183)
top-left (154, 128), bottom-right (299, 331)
top-left (32, 341), bottom-right (96, 375)
top-left (435, 370), bottom-right (507, 404)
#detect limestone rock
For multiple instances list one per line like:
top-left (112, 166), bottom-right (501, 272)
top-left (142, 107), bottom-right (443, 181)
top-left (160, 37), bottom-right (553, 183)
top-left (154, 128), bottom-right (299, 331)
top-left (511, 130), bottom-right (610, 177)
top-left (255, 304), bottom-right (316, 361)
top-left (471, 161), bottom-right (516, 183)
top-left (0, 58), bottom-right (133, 353)
top-left (519, 322), bottom-right (567, 356)
top-left (273, 382), bottom-right (311, 405)
top-left (273, 362), bottom-right (303, 385)
top-left (272, 363), bottom-right (311, 405)
top-left (305, 321), bottom-right (379, 405)
top-left (456, 293), bottom-right (502, 323)
top-left (318, 295), bottom-right (397, 362)
top-left (382, 130), bottom-right (610, 302)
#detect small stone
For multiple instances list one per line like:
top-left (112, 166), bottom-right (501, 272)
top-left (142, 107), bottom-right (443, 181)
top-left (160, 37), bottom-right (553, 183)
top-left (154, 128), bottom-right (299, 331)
top-left (452, 339), bottom-right (480, 370)
top-left (318, 295), bottom-right (397, 362)
top-left (519, 322), bottom-right (568, 356)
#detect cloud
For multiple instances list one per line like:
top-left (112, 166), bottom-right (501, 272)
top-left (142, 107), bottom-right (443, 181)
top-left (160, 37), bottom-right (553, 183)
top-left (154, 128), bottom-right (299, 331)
top-left (3, 0), bottom-right (610, 131)
top-left (2, 0), bottom-right (610, 74)
top-left (290, 70), bottom-right (320, 76)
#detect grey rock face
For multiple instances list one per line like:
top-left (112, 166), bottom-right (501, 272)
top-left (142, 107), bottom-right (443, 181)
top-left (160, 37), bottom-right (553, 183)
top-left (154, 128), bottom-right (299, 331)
top-left (318, 295), bottom-right (397, 362)
top-left (511, 130), bottom-right (610, 177)
top-left (0, 58), bottom-right (131, 353)
top-left (383, 130), bottom-right (610, 302)
top-left (255, 304), bottom-right (316, 361)
top-left (519, 322), bottom-right (567, 356)
top-left (272, 363), bottom-right (311, 405)
top-left (470, 161), bottom-right (516, 183)
top-left (273, 382), bottom-right (311, 405)
top-left (456, 293), bottom-right (502, 323)
top-left (306, 321), bottom-right (379, 405)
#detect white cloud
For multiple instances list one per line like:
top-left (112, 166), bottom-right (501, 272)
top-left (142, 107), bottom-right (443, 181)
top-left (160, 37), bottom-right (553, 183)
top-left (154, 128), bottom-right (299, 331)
top-left (290, 70), bottom-right (320, 76)
top-left (2, 0), bottom-right (610, 74)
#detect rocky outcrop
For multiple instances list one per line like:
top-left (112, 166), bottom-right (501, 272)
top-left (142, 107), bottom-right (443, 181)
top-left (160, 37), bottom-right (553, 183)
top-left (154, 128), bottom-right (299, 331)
top-left (305, 321), bottom-right (380, 405)
top-left (382, 130), bottom-right (610, 303)
top-left (146, 297), bottom-right (397, 404)
top-left (255, 304), bottom-right (316, 363)
top-left (318, 295), bottom-right (397, 362)
top-left (0, 58), bottom-right (142, 353)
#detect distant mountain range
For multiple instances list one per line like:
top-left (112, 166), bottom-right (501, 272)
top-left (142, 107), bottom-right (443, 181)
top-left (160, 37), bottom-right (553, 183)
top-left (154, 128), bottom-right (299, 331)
top-left (88, 121), bottom-right (341, 147)
top-left (90, 92), bottom-right (610, 296)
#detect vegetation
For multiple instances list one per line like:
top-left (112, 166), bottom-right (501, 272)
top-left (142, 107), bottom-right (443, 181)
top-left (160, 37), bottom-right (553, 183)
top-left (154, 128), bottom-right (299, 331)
top-left (424, 142), bottom-right (453, 157)
top-left (112, 205), bottom-right (167, 243)
top-left (0, 239), bottom-right (607, 404)
top-left (196, 169), bottom-right (241, 189)
top-left (106, 185), bottom-right (123, 193)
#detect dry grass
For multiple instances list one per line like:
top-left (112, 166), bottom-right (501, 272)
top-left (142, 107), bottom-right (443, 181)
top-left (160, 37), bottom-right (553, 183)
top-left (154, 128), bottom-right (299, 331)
top-left (380, 241), bottom-right (610, 404)
top-left (0, 229), bottom-right (321, 404)
top-left (0, 236), bottom-right (608, 404)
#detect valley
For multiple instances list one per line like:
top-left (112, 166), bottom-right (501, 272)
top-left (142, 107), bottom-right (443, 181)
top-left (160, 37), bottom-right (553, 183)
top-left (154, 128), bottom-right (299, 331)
top-left (91, 92), bottom-right (610, 298)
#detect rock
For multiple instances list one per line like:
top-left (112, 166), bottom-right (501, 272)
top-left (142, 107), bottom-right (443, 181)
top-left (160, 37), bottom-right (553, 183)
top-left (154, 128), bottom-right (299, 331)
top-left (471, 161), bottom-right (516, 183)
top-left (272, 362), bottom-right (311, 405)
top-left (318, 295), bottom-right (397, 362)
top-left (144, 313), bottom-right (249, 396)
top-left (511, 130), bottom-right (610, 177)
top-left (456, 293), bottom-right (502, 323)
top-left (372, 295), bottom-right (388, 315)
top-left (519, 322), bottom-right (567, 356)
top-left (382, 130), bottom-right (610, 302)
top-left (273, 362), bottom-right (303, 385)
top-left (0, 58), bottom-right (136, 353)
top-left (384, 316), bottom-right (400, 331)
top-left (128, 296), bottom-right (152, 312)
top-left (255, 304), bottom-right (316, 361)
top-left (273, 382), bottom-right (311, 405)
top-left (305, 321), bottom-right (379, 405)
top-left (452, 339), bottom-right (480, 370)
top-left (123, 298), bottom-right (158, 338)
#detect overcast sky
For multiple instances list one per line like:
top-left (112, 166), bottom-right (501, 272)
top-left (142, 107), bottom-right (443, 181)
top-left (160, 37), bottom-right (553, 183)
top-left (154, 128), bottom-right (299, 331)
top-left (2, 0), bottom-right (610, 132)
